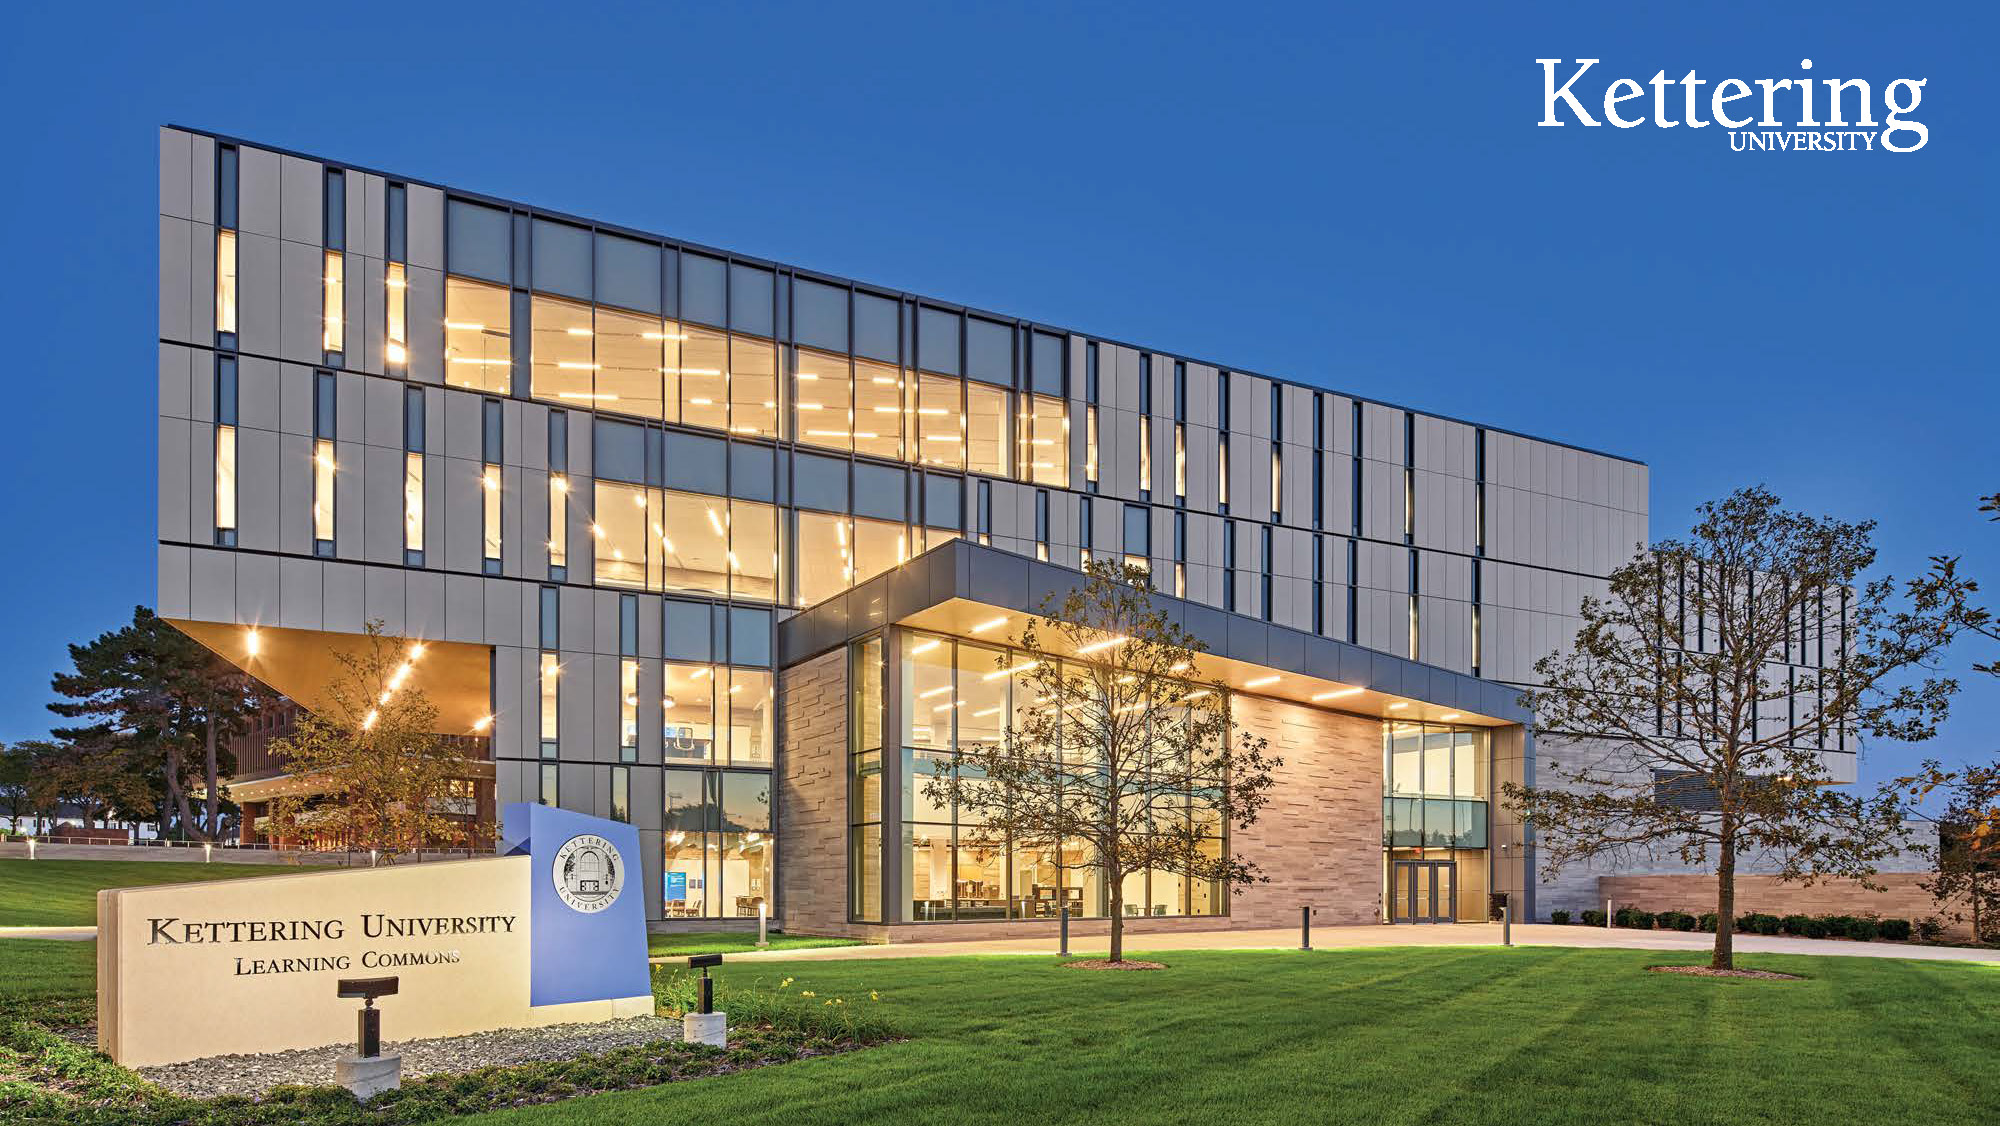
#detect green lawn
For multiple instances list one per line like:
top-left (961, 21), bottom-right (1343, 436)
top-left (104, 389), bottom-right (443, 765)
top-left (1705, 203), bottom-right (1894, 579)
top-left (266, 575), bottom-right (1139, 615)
top-left (0, 859), bottom-right (307, 926)
top-left (5, 938), bottom-right (1997, 1124)
top-left (645, 931), bottom-right (867, 958)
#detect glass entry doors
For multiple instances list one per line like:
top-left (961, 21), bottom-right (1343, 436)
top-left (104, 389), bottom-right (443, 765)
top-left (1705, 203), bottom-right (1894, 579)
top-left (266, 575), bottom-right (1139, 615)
top-left (1391, 859), bottom-right (1456, 924)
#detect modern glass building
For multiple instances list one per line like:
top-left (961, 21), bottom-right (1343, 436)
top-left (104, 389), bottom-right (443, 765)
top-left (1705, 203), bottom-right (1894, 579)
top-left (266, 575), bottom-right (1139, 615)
top-left (155, 127), bottom-right (1854, 934)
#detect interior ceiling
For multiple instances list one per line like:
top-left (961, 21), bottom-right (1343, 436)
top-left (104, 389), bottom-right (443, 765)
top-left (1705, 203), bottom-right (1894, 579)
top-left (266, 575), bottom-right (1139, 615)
top-left (168, 619), bottom-right (493, 734)
top-left (896, 598), bottom-right (1510, 728)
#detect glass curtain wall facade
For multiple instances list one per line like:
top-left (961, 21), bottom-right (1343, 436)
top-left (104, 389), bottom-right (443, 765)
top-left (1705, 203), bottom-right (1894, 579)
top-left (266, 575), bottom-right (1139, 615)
top-left (847, 627), bottom-right (1226, 926)
top-left (1383, 721), bottom-right (1490, 921)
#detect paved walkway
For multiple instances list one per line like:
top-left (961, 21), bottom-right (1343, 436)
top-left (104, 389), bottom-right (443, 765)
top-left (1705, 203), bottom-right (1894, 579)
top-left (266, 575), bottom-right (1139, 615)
top-left (0, 926), bottom-right (97, 942)
top-left (677, 923), bottom-right (2000, 965)
top-left (15, 921), bottom-right (1993, 964)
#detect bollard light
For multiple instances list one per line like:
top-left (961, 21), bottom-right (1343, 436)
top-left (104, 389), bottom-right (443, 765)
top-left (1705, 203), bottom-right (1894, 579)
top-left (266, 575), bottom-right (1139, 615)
top-left (1301, 904), bottom-right (1314, 951)
top-left (687, 953), bottom-right (722, 1014)
top-left (203, 842), bottom-right (213, 864)
top-left (26, 837), bottom-right (35, 861)
top-left (1503, 902), bottom-right (1512, 946)
top-left (336, 976), bottom-right (400, 1058)
top-left (756, 900), bottom-right (769, 948)
top-left (1059, 904), bottom-right (1070, 956)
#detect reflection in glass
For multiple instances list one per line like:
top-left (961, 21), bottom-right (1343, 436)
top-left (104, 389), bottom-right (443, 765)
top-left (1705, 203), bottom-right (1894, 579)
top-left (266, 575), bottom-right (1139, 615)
top-left (662, 663), bottom-right (716, 762)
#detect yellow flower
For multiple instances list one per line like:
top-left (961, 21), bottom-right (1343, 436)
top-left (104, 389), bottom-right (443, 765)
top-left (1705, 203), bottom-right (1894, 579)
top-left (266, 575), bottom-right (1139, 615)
top-left (869, 991), bottom-right (880, 1001)
top-left (800, 990), bottom-right (815, 998)
top-left (779, 978), bottom-right (794, 989)
top-left (835, 998), bottom-right (845, 1005)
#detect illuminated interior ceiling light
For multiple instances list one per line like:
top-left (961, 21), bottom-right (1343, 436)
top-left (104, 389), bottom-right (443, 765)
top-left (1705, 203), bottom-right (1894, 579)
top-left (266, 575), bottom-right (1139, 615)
top-left (1074, 636), bottom-right (1128, 655)
top-left (591, 524), bottom-right (605, 538)
top-left (1441, 713), bottom-right (1462, 721)
top-left (385, 342), bottom-right (407, 363)
top-left (661, 694), bottom-right (676, 709)
top-left (550, 476), bottom-right (568, 492)
top-left (706, 508), bottom-right (725, 535)
top-left (910, 639), bottom-right (942, 655)
top-left (1388, 701), bottom-right (1410, 710)
top-left (1115, 674), bottom-right (1138, 685)
top-left (1244, 675), bottom-right (1280, 688)
top-left (970, 616), bottom-right (1007, 634)
top-left (408, 642), bottom-right (425, 659)
top-left (691, 667), bottom-right (710, 679)
top-left (379, 690), bottom-right (393, 705)
top-left (244, 628), bottom-right (260, 657)
top-left (564, 327), bottom-right (593, 337)
top-left (632, 493), bottom-right (648, 507)
top-left (919, 685), bottom-right (953, 699)
top-left (972, 707), bottom-right (1002, 718)
top-left (642, 331), bottom-right (686, 342)
top-left (361, 709), bottom-right (379, 730)
top-left (1313, 687), bottom-right (1363, 702)
top-left (1183, 689), bottom-right (1212, 701)
top-left (444, 322), bottom-right (485, 331)
top-left (472, 715), bottom-right (493, 732)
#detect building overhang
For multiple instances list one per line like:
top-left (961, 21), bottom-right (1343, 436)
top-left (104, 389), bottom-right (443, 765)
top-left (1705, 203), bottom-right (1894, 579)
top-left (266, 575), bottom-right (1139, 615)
top-left (167, 620), bottom-right (495, 736)
top-left (779, 539), bottom-right (1530, 727)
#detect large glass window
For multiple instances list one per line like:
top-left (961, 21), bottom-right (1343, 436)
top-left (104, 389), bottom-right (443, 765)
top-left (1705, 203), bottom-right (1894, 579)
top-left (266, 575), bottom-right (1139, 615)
top-left (794, 510), bottom-right (854, 608)
top-left (852, 515), bottom-right (908, 586)
top-left (677, 327), bottom-right (729, 431)
top-left (445, 277), bottom-right (511, 393)
top-left (1027, 394), bottom-right (1068, 485)
top-left (727, 668), bottom-right (774, 765)
top-left (793, 347), bottom-right (853, 453)
top-left (595, 307), bottom-right (667, 419)
top-left (966, 383), bottom-right (1010, 477)
top-left (664, 768), bottom-right (773, 919)
top-left (531, 294), bottom-right (595, 406)
top-left (658, 490), bottom-right (731, 597)
top-left (593, 481), bottom-right (650, 589)
top-left (729, 337), bottom-right (778, 438)
top-left (881, 632), bottom-right (1224, 923)
top-left (916, 373), bottom-right (963, 469)
top-left (853, 358), bottom-right (904, 461)
top-left (850, 636), bottom-right (885, 922)
top-left (403, 452), bottom-right (423, 555)
top-left (663, 662), bottom-right (717, 762)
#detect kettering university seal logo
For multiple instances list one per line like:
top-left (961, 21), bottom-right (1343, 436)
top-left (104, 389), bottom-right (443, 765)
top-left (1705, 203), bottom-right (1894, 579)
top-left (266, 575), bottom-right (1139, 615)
top-left (552, 834), bottom-right (624, 913)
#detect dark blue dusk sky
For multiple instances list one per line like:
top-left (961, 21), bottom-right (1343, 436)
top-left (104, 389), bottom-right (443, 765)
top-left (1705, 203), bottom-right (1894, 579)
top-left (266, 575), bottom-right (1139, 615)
top-left (0, 2), bottom-right (1991, 790)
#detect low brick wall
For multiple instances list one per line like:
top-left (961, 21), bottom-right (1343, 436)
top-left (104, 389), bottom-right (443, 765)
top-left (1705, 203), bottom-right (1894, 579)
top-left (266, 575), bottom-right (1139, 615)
top-left (1597, 872), bottom-right (1968, 938)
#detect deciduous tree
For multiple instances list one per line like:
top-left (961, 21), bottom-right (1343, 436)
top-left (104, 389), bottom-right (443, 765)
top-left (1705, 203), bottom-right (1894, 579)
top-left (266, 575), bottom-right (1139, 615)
top-left (921, 561), bottom-right (1280, 964)
top-left (264, 621), bottom-right (469, 857)
top-left (1503, 488), bottom-right (1975, 970)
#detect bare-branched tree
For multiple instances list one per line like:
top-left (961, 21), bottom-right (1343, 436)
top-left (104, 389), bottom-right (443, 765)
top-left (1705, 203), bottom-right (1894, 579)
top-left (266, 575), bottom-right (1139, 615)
top-left (921, 561), bottom-right (1280, 964)
top-left (1504, 487), bottom-right (1975, 970)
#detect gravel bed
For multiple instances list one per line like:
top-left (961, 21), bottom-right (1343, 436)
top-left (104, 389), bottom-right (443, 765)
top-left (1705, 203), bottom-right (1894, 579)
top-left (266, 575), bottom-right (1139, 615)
top-left (138, 1015), bottom-right (685, 1099)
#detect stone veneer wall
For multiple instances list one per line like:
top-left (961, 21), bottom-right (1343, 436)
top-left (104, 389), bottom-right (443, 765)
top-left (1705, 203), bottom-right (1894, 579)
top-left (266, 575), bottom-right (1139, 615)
top-left (1597, 872), bottom-right (1968, 938)
top-left (776, 648), bottom-right (861, 938)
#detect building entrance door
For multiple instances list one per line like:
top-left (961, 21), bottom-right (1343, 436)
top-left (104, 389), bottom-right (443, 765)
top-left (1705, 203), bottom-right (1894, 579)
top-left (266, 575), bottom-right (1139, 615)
top-left (1392, 860), bottom-right (1455, 924)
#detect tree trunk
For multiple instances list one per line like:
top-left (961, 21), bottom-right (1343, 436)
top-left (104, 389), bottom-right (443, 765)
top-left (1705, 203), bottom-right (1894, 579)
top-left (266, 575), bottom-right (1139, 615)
top-left (202, 717), bottom-right (222, 841)
top-left (164, 745), bottom-right (196, 841)
top-left (1107, 862), bottom-right (1124, 963)
top-left (1712, 833), bottom-right (1736, 971)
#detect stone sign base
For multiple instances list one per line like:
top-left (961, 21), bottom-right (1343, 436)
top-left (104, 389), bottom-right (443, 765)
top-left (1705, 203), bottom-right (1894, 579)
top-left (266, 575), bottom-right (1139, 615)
top-left (683, 1011), bottom-right (726, 1047)
top-left (334, 1053), bottom-right (402, 1100)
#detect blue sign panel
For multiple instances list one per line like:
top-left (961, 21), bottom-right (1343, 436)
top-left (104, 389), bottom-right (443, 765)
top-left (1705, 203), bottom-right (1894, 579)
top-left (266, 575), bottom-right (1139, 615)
top-left (500, 803), bottom-right (651, 1008)
top-left (666, 870), bottom-right (688, 901)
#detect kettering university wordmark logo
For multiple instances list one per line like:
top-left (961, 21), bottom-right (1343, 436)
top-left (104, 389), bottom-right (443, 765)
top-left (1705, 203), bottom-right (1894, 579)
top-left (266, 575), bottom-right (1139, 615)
top-left (1538, 59), bottom-right (1929, 152)
top-left (552, 834), bottom-right (625, 913)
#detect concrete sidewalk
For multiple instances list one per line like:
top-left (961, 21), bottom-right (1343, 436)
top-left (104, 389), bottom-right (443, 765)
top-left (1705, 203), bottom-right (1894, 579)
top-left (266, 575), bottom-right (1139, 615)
top-left (0, 926), bottom-right (97, 942)
top-left (690, 923), bottom-right (2000, 965)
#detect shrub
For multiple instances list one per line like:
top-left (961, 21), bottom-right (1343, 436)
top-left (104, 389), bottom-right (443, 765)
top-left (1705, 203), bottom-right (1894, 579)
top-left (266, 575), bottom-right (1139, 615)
top-left (1844, 917), bottom-right (1878, 942)
top-left (1614, 907), bottom-right (1656, 930)
top-left (1549, 909), bottom-right (1571, 925)
top-left (654, 969), bottom-right (893, 1042)
top-left (1798, 917), bottom-right (1829, 939)
top-left (1660, 910), bottom-right (1696, 932)
top-left (1780, 914), bottom-right (1812, 937)
top-left (1878, 917), bottom-right (1913, 941)
top-left (1734, 913), bottom-right (1758, 932)
top-left (1698, 912), bottom-right (1718, 933)
top-left (1915, 917), bottom-right (1945, 942)
top-left (1820, 914), bottom-right (1857, 936)
top-left (1581, 909), bottom-right (1607, 927)
top-left (1736, 913), bottom-right (1781, 935)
